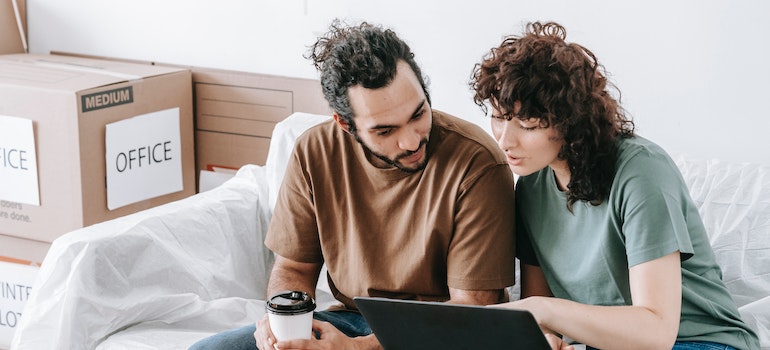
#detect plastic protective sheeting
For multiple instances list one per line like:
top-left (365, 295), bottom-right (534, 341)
top-left (674, 155), bottom-right (770, 349)
top-left (12, 165), bottom-right (273, 350)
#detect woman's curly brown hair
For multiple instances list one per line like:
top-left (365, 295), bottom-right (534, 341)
top-left (471, 21), bottom-right (635, 210)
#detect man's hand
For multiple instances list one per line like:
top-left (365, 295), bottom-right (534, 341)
top-left (271, 320), bottom-right (381, 350)
top-left (254, 314), bottom-right (278, 350)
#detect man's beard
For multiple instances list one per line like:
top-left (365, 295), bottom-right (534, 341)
top-left (353, 132), bottom-right (429, 173)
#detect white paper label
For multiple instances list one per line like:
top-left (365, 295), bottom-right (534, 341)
top-left (0, 260), bottom-right (38, 348)
top-left (105, 108), bottom-right (183, 210)
top-left (0, 115), bottom-right (40, 206)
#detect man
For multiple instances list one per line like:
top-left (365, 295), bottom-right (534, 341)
top-left (190, 20), bottom-right (515, 350)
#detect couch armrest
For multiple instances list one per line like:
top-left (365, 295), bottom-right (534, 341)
top-left (12, 165), bottom-right (273, 350)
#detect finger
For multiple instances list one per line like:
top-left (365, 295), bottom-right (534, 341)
top-left (275, 339), bottom-right (314, 350)
top-left (544, 333), bottom-right (565, 350)
top-left (311, 319), bottom-right (333, 332)
top-left (255, 315), bottom-right (277, 350)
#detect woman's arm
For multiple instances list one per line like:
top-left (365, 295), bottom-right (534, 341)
top-left (504, 251), bottom-right (682, 350)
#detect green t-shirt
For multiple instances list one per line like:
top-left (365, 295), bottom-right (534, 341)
top-left (516, 136), bottom-right (759, 349)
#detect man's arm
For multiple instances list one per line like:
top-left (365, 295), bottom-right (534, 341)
top-left (448, 287), bottom-right (506, 305)
top-left (266, 255), bottom-right (323, 298)
top-left (256, 255), bottom-right (323, 350)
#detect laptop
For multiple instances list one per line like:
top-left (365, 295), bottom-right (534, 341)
top-left (354, 296), bottom-right (551, 350)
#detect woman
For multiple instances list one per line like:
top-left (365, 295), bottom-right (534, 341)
top-left (471, 22), bottom-right (759, 350)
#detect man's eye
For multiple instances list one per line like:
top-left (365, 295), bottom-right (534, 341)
top-left (377, 129), bottom-right (393, 136)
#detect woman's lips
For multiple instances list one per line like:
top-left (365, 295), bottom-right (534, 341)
top-left (508, 155), bottom-right (523, 166)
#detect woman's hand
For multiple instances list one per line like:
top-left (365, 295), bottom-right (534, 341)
top-left (498, 297), bottom-right (573, 350)
top-left (544, 332), bottom-right (575, 350)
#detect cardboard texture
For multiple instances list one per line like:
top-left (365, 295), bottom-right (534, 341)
top-left (0, 0), bottom-right (26, 54)
top-left (192, 68), bottom-right (330, 174)
top-left (0, 53), bottom-right (195, 262)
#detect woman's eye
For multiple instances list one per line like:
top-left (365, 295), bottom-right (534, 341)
top-left (519, 118), bottom-right (542, 130)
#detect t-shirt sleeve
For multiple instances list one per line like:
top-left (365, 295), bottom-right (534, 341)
top-left (264, 143), bottom-right (324, 263)
top-left (446, 163), bottom-right (516, 290)
top-left (617, 151), bottom-right (695, 267)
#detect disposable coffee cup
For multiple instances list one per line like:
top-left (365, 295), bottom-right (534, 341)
top-left (266, 291), bottom-right (316, 341)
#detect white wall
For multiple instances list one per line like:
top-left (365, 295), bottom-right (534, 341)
top-left (27, 0), bottom-right (770, 165)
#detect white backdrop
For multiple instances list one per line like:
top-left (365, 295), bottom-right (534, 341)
top-left (26, 0), bottom-right (770, 165)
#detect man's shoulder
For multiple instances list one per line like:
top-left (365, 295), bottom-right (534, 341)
top-left (293, 119), bottom-right (341, 148)
top-left (432, 109), bottom-right (505, 162)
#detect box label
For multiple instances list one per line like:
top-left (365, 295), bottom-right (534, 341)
top-left (0, 259), bottom-right (38, 349)
top-left (0, 115), bottom-right (40, 206)
top-left (105, 108), bottom-right (183, 210)
top-left (81, 86), bottom-right (134, 112)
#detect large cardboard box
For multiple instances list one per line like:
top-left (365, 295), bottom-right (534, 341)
top-left (42, 52), bottom-right (331, 190)
top-left (192, 68), bottom-right (330, 173)
top-left (0, 257), bottom-right (37, 349)
top-left (0, 53), bottom-right (195, 259)
top-left (0, 0), bottom-right (26, 54)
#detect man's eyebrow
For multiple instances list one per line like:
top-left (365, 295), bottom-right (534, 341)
top-left (369, 100), bottom-right (426, 130)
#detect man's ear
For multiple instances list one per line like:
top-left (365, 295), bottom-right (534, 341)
top-left (333, 113), bottom-right (353, 134)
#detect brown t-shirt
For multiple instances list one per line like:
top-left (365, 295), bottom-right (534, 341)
top-left (264, 110), bottom-right (516, 310)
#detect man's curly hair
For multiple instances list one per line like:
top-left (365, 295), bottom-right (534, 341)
top-left (471, 21), bottom-right (635, 210)
top-left (306, 20), bottom-right (431, 133)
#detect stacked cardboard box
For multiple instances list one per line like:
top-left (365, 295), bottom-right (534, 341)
top-left (192, 67), bottom-right (330, 173)
top-left (0, 0), bottom-right (26, 55)
top-left (0, 54), bottom-right (196, 264)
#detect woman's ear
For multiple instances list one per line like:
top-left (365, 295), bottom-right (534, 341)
top-left (333, 113), bottom-right (352, 134)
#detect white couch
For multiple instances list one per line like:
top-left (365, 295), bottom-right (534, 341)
top-left (10, 112), bottom-right (770, 349)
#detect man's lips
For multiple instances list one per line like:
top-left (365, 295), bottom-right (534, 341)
top-left (401, 146), bottom-right (424, 163)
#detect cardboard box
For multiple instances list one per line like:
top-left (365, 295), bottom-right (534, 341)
top-left (192, 68), bottom-right (330, 173)
top-left (0, 257), bottom-right (38, 349)
top-left (44, 52), bottom-right (331, 190)
top-left (0, 0), bottom-right (26, 55)
top-left (0, 53), bottom-right (195, 247)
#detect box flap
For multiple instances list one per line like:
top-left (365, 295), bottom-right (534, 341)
top-left (0, 0), bottom-right (26, 54)
top-left (0, 53), bottom-right (189, 92)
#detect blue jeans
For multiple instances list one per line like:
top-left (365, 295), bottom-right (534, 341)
top-left (188, 310), bottom-right (372, 350)
top-left (672, 342), bottom-right (737, 350)
top-left (587, 342), bottom-right (736, 350)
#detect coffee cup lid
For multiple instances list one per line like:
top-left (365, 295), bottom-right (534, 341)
top-left (266, 291), bottom-right (316, 315)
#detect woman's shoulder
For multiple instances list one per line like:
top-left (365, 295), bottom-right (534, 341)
top-left (613, 136), bottom-right (688, 193)
top-left (616, 136), bottom-right (679, 174)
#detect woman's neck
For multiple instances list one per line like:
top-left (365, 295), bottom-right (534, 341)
top-left (550, 160), bottom-right (571, 192)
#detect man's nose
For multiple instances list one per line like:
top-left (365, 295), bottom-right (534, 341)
top-left (398, 127), bottom-right (421, 151)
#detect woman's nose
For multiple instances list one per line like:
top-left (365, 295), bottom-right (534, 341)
top-left (497, 121), bottom-right (517, 151)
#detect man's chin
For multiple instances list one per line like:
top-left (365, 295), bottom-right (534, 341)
top-left (395, 160), bottom-right (427, 173)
